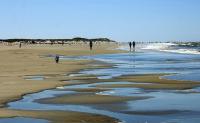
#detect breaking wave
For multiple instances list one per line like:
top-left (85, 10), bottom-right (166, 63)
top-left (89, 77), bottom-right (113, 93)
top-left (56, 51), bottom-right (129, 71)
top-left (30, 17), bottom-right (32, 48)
top-left (141, 42), bottom-right (200, 55)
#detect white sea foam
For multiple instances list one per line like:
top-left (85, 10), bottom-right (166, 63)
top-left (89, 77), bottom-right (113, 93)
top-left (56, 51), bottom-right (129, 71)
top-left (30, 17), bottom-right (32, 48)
top-left (142, 43), bottom-right (200, 55)
top-left (118, 42), bottom-right (200, 54)
top-left (117, 45), bottom-right (130, 51)
top-left (95, 92), bottom-right (110, 95)
top-left (69, 73), bottom-right (84, 77)
top-left (56, 86), bottom-right (65, 89)
top-left (96, 91), bottom-right (116, 96)
top-left (142, 43), bottom-right (177, 50)
top-left (161, 49), bottom-right (200, 55)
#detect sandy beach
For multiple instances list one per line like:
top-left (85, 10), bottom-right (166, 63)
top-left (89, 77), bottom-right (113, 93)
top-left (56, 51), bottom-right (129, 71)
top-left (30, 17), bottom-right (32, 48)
top-left (1, 42), bottom-right (200, 123)
top-left (0, 42), bottom-right (124, 122)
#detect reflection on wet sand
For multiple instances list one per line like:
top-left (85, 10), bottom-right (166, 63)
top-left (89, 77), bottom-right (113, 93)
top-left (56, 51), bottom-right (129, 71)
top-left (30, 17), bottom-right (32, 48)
top-left (3, 51), bottom-right (200, 123)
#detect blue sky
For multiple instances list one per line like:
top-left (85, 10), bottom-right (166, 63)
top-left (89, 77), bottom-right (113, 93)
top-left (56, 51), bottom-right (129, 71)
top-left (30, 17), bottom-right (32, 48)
top-left (0, 0), bottom-right (200, 42)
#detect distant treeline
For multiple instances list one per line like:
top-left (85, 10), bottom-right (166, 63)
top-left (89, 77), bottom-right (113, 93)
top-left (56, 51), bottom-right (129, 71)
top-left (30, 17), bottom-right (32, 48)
top-left (0, 37), bottom-right (115, 43)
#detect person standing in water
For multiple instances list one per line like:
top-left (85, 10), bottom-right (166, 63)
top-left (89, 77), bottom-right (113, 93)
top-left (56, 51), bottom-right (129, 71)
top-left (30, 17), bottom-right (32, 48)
top-left (129, 42), bottom-right (132, 51)
top-left (55, 55), bottom-right (59, 63)
top-left (89, 41), bottom-right (93, 50)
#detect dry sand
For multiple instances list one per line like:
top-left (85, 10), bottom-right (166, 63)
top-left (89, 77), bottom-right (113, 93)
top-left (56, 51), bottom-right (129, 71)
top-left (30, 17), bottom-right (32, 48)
top-left (0, 42), bottom-right (124, 122)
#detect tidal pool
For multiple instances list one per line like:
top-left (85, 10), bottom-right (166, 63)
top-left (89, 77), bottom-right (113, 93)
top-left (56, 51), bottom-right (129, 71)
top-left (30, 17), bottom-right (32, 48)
top-left (5, 51), bottom-right (200, 123)
top-left (0, 117), bottom-right (49, 123)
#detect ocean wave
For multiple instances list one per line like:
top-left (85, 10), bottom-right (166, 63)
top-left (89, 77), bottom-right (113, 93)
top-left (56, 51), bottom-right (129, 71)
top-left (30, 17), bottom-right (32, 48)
top-left (141, 43), bottom-right (177, 50)
top-left (161, 49), bottom-right (200, 55)
top-left (141, 43), bottom-right (200, 54)
top-left (177, 42), bottom-right (200, 47)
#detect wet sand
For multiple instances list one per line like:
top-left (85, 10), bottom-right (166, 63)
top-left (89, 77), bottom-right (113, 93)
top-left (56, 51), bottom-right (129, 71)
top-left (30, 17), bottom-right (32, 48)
top-left (0, 42), bottom-right (124, 122)
top-left (120, 110), bottom-right (190, 115)
top-left (92, 74), bottom-right (200, 90)
top-left (0, 108), bottom-right (118, 123)
top-left (36, 93), bottom-right (150, 105)
top-left (54, 88), bottom-right (110, 93)
top-left (117, 74), bottom-right (200, 84)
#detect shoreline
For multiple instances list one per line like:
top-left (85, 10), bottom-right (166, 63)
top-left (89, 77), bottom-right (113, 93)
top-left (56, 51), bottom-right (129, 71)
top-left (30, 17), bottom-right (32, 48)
top-left (1, 43), bottom-right (200, 123)
top-left (97, 74), bottom-right (200, 90)
top-left (0, 42), bottom-right (124, 106)
top-left (0, 42), bottom-right (124, 122)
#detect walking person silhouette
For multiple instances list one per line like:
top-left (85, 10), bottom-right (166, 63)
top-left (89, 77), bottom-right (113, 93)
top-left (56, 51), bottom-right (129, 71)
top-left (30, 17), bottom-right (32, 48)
top-left (89, 41), bottom-right (93, 50)
top-left (132, 41), bottom-right (136, 51)
top-left (19, 42), bottom-right (22, 48)
top-left (55, 55), bottom-right (59, 63)
top-left (129, 42), bottom-right (132, 51)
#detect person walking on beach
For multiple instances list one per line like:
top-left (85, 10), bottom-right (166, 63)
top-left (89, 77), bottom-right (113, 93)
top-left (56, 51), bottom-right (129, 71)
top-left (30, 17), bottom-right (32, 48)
top-left (89, 41), bottom-right (93, 50)
top-left (132, 41), bottom-right (135, 48)
top-left (132, 41), bottom-right (136, 51)
top-left (129, 42), bottom-right (132, 51)
top-left (19, 42), bottom-right (22, 48)
top-left (55, 55), bottom-right (59, 63)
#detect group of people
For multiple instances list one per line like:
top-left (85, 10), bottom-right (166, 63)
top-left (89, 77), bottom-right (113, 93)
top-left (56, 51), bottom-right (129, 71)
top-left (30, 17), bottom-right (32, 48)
top-left (129, 41), bottom-right (136, 51)
top-left (54, 41), bottom-right (136, 63)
